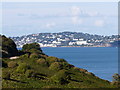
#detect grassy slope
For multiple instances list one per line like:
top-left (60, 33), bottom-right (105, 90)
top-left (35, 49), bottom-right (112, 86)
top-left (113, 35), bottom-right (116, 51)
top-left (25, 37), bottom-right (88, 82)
top-left (2, 54), bottom-right (116, 88)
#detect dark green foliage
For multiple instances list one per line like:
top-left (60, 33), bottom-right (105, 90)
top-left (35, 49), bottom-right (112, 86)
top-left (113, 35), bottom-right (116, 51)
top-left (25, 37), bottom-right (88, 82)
top-left (46, 56), bottom-right (59, 64)
top-left (18, 50), bottom-right (26, 56)
top-left (32, 73), bottom-right (47, 80)
top-left (61, 63), bottom-right (73, 70)
top-left (2, 61), bottom-right (7, 68)
top-left (21, 43), bottom-right (45, 59)
top-left (16, 63), bottom-right (30, 73)
top-left (50, 70), bottom-right (70, 84)
top-left (25, 70), bottom-right (34, 78)
top-left (7, 61), bottom-right (17, 68)
top-left (22, 43), bottom-right (42, 53)
top-left (36, 58), bottom-right (49, 67)
top-left (20, 53), bottom-right (29, 58)
top-left (2, 71), bottom-right (10, 80)
top-left (49, 62), bottom-right (62, 71)
top-left (58, 58), bottom-right (67, 62)
top-left (30, 53), bottom-right (41, 59)
top-left (29, 49), bottom-right (42, 54)
top-left (1, 35), bottom-right (18, 58)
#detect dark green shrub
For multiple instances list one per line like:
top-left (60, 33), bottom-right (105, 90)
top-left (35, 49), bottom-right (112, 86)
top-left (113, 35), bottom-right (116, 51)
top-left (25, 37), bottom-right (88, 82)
top-left (36, 58), bottom-right (48, 67)
top-left (16, 63), bottom-right (30, 73)
top-left (25, 70), bottom-right (34, 78)
top-left (29, 49), bottom-right (41, 54)
top-left (1, 35), bottom-right (18, 58)
top-left (30, 53), bottom-right (41, 59)
top-left (20, 53), bottom-right (29, 58)
top-left (2, 61), bottom-right (7, 68)
top-left (73, 67), bottom-right (88, 72)
top-left (2, 71), bottom-right (10, 80)
top-left (49, 62), bottom-right (62, 71)
top-left (22, 43), bottom-right (42, 52)
top-left (40, 54), bottom-right (48, 59)
top-left (58, 59), bottom-right (67, 62)
top-left (60, 62), bottom-right (74, 70)
top-left (46, 56), bottom-right (59, 64)
top-left (50, 70), bottom-right (70, 84)
top-left (7, 61), bottom-right (17, 68)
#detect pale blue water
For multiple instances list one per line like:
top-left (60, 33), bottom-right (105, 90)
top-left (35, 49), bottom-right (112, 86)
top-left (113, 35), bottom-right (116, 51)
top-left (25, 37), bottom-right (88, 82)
top-left (41, 47), bottom-right (118, 81)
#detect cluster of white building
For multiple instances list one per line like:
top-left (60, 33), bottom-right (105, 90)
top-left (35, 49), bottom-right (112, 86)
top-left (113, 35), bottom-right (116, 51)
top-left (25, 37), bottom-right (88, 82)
top-left (38, 40), bottom-right (90, 47)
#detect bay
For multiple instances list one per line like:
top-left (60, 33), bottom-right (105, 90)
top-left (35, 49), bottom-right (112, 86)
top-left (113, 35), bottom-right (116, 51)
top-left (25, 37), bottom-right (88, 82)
top-left (42, 47), bottom-right (118, 81)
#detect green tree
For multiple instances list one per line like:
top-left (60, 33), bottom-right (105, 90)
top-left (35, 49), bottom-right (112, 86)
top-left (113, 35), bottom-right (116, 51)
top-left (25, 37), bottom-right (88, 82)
top-left (1, 35), bottom-right (18, 58)
top-left (22, 43), bottom-right (42, 53)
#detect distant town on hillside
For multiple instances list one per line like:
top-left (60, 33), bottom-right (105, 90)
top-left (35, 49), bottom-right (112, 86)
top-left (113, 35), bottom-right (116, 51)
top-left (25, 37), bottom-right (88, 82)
top-left (10, 32), bottom-right (120, 48)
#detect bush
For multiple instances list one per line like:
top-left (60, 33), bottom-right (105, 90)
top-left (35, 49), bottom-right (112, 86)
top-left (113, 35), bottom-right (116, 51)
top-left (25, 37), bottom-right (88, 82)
top-left (29, 49), bottom-right (41, 54)
top-left (2, 71), bottom-right (10, 80)
top-left (73, 67), bottom-right (88, 72)
top-left (2, 61), bottom-right (7, 68)
top-left (36, 58), bottom-right (48, 67)
top-left (40, 54), bottom-right (48, 59)
top-left (16, 63), bottom-right (30, 73)
top-left (30, 53), bottom-right (41, 59)
top-left (20, 53), bottom-right (29, 58)
top-left (49, 62), bottom-right (62, 71)
top-left (22, 43), bottom-right (42, 52)
top-left (58, 59), bottom-right (67, 62)
top-left (50, 70), bottom-right (70, 84)
top-left (25, 70), bottom-right (34, 78)
top-left (46, 56), bottom-right (59, 64)
top-left (7, 61), bottom-right (17, 68)
top-left (2, 35), bottom-right (18, 58)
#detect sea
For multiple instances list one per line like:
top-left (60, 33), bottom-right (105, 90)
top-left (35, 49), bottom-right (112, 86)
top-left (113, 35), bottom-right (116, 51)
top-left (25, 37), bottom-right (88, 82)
top-left (41, 47), bottom-right (118, 81)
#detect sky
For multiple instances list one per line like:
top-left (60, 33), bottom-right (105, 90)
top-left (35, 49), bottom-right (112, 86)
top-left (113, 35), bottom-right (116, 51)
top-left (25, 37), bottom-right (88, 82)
top-left (1, 2), bottom-right (118, 37)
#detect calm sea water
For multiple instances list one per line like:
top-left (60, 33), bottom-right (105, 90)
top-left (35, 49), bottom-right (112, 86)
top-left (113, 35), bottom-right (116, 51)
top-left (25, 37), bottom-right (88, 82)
top-left (41, 47), bottom-right (118, 81)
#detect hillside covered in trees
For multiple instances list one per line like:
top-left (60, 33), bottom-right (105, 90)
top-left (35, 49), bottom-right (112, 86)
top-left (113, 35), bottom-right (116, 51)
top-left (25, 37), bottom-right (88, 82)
top-left (1, 35), bottom-right (119, 88)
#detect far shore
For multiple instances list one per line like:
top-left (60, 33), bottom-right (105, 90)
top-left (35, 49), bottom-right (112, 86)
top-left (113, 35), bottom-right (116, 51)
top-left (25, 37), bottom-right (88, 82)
top-left (18, 46), bottom-right (117, 48)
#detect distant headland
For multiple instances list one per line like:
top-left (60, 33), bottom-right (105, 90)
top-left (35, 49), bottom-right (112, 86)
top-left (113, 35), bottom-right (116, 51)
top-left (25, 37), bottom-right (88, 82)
top-left (10, 32), bottom-right (119, 48)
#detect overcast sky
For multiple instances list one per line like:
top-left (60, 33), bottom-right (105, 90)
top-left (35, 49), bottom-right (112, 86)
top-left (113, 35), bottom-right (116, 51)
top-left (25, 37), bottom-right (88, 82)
top-left (1, 2), bottom-right (118, 37)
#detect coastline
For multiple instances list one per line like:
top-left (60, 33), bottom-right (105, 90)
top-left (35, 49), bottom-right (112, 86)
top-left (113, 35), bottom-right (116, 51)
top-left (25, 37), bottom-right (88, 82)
top-left (40, 46), bottom-right (113, 48)
top-left (18, 46), bottom-right (116, 48)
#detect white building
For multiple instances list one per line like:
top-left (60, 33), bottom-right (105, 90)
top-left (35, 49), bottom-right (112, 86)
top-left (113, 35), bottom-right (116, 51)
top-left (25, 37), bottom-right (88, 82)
top-left (76, 41), bottom-right (88, 45)
top-left (69, 42), bottom-right (76, 45)
top-left (52, 41), bottom-right (61, 45)
top-left (38, 43), bottom-right (44, 47)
